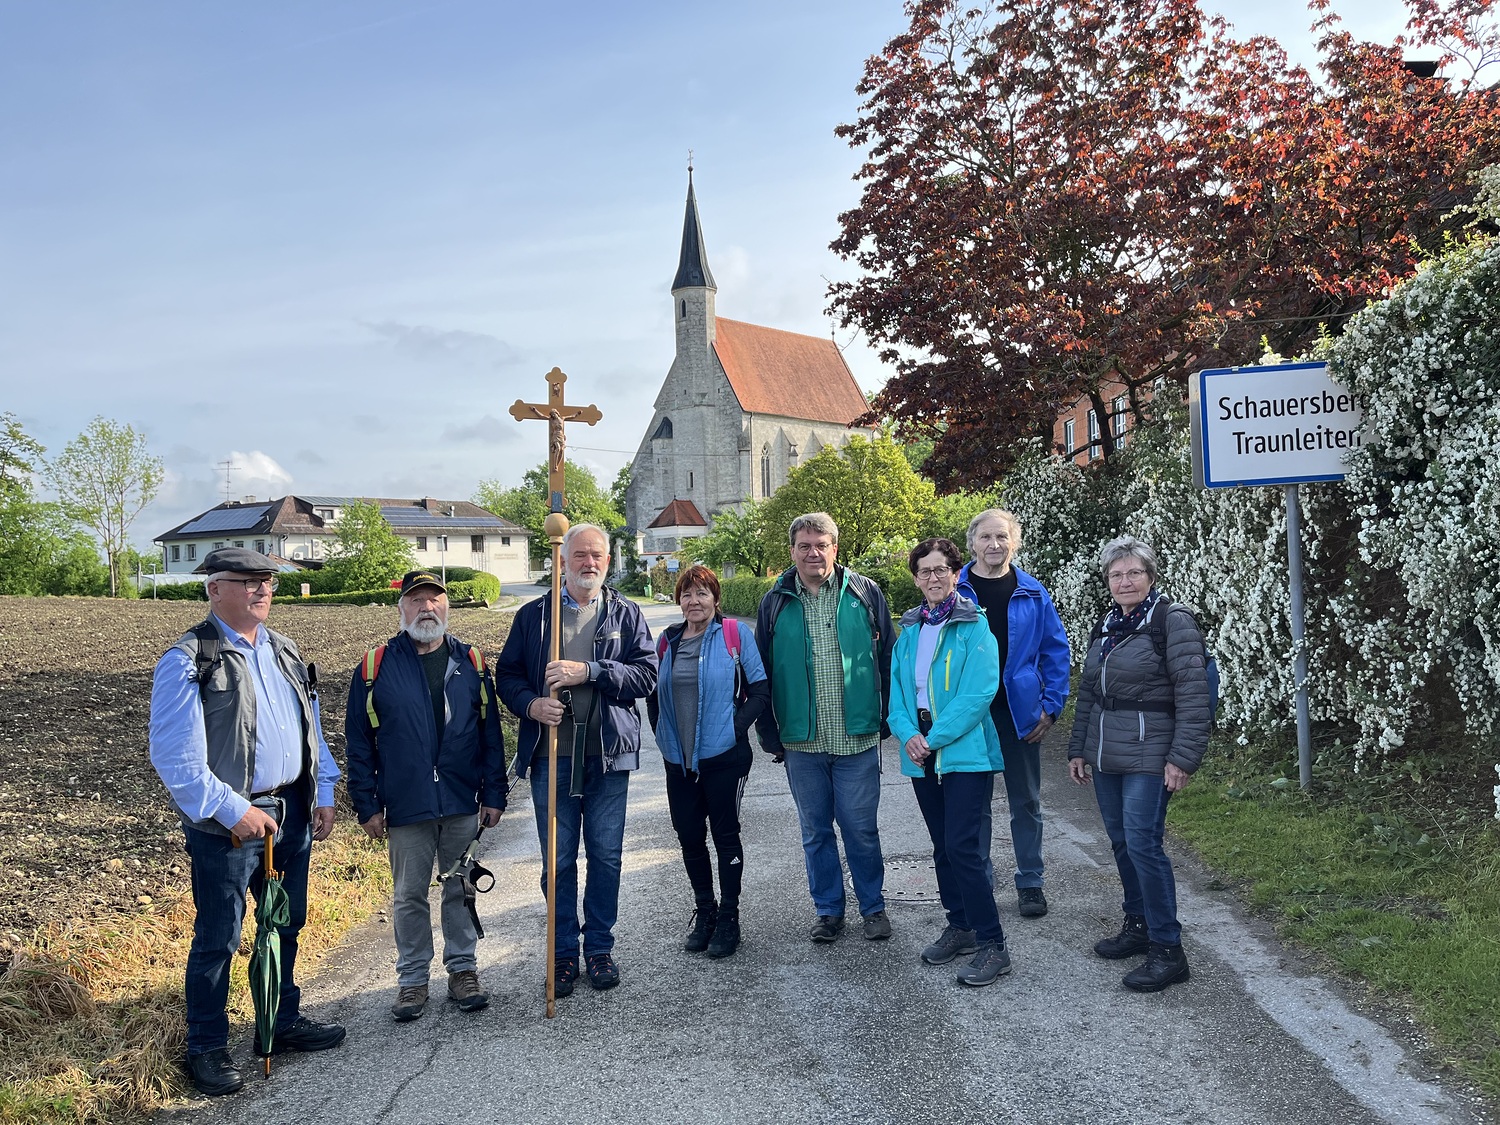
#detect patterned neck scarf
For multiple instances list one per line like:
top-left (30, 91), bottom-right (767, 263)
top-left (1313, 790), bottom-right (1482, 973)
top-left (1101, 587), bottom-right (1164, 655)
top-left (920, 591), bottom-right (958, 627)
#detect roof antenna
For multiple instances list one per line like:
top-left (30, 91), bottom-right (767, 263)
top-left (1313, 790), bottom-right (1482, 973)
top-left (216, 459), bottom-right (240, 501)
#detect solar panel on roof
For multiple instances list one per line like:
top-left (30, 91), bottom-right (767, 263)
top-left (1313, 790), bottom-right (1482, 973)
top-left (175, 504), bottom-right (272, 535)
top-left (380, 509), bottom-right (514, 529)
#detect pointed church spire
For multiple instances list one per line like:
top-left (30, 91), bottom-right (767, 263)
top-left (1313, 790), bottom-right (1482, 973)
top-left (672, 164), bottom-right (717, 292)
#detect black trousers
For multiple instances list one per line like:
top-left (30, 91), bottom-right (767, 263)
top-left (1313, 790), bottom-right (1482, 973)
top-left (664, 761), bottom-right (747, 910)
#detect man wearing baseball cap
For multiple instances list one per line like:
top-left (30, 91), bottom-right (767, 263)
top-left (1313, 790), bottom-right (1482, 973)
top-left (345, 570), bottom-right (506, 1023)
top-left (148, 547), bottom-right (344, 1097)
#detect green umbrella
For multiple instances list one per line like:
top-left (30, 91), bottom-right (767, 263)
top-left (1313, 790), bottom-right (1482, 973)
top-left (249, 829), bottom-right (289, 1078)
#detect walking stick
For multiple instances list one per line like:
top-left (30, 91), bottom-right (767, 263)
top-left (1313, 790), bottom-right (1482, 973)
top-left (543, 511), bottom-right (569, 1019)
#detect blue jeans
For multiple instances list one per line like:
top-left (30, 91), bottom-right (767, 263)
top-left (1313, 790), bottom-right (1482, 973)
top-left (782, 746), bottom-right (885, 917)
top-left (911, 771), bottom-right (1004, 944)
top-left (1092, 770), bottom-right (1180, 946)
top-left (995, 707), bottom-right (1045, 890)
top-left (182, 794), bottom-right (311, 1055)
top-left (529, 755), bottom-right (630, 958)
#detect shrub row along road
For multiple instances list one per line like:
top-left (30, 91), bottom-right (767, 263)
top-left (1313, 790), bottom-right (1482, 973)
top-left (0, 597), bottom-right (514, 939)
top-left (158, 601), bottom-right (1482, 1125)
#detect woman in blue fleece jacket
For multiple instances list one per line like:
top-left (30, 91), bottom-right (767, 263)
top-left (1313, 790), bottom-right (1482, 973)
top-left (647, 565), bottom-right (768, 960)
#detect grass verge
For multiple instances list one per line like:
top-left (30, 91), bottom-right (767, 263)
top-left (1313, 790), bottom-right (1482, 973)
top-left (1168, 739), bottom-right (1500, 1104)
top-left (0, 823), bottom-right (392, 1124)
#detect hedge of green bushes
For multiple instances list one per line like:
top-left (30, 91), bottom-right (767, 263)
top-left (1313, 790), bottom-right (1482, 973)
top-left (448, 573), bottom-right (500, 604)
top-left (149, 581), bottom-right (208, 601)
top-left (718, 575), bottom-right (774, 618)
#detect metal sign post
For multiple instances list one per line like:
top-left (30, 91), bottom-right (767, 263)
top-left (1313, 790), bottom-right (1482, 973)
top-left (1189, 362), bottom-right (1364, 790)
top-left (509, 367), bottom-right (600, 1018)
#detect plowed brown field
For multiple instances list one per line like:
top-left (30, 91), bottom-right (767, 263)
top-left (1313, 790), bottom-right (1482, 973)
top-left (0, 596), bottom-right (513, 939)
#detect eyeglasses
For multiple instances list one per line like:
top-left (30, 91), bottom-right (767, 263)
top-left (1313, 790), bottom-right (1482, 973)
top-left (1107, 569), bottom-right (1148, 583)
top-left (222, 577), bottom-right (278, 593)
top-left (915, 566), bottom-right (952, 581)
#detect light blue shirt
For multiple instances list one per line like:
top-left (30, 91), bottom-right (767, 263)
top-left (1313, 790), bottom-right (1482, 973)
top-left (148, 614), bottom-right (339, 830)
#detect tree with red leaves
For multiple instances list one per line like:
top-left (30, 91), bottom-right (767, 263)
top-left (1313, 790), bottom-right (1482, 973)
top-left (831, 0), bottom-right (1500, 489)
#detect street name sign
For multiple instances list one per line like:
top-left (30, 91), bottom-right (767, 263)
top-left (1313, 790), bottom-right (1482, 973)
top-left (1189, 361), bottom-right (1366, 488)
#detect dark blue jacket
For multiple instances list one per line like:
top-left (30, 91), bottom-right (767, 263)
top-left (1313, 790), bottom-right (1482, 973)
top-left (955, 562), bottom-right (1071, 736)
top-left (495, 586), bottom-right (658, 777)
top-left (345, 632), bottom-right (507, 829)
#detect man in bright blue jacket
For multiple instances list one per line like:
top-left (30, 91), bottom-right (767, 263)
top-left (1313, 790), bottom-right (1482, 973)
top-left (494, 524), bottom-right (658, 995)
top-left (346, 570), bottom-right (506, 1023)
top-left (956, 510), bottom-right (1070, 918)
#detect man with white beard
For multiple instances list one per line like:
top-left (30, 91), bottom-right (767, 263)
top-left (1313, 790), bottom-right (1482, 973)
top-left (345, 570), bottom-right (506, 1022)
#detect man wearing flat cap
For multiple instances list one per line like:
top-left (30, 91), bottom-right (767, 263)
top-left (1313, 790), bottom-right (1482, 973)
top-left (345, 570), bottom-right (506, 1023)
top-left (148, 547), bottom-right (345, 1097)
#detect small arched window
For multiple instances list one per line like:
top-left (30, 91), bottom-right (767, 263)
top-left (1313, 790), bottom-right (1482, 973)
top-left (680, 299), bottom-right (687, 319)
top-left (760, 444), bottom-right (772, 498)
top-left (688, 470), bottom-right (694, 491)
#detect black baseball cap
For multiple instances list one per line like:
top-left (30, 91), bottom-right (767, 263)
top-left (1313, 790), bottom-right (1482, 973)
top-left (198, 546), bottom-right (279, 576)
top-left (400, 570), bottom-right (447, 596)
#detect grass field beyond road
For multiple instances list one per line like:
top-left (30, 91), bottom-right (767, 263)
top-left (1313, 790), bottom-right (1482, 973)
top-left (1168, 741), bottom-right (1500, 1104)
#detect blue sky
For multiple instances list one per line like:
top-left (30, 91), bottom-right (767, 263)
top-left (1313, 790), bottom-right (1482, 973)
top-left (0, 0), bottom-right (1411, 544)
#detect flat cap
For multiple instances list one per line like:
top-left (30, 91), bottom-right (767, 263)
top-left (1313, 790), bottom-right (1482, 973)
top-left (198, 546), bottom-right (279, 576)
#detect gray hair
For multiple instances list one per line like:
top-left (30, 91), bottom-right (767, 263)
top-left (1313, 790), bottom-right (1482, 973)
top-left (788, 512), bottom-right (839, 547)
top-left (966, 508), bottom-right (1023, 555)
top-left (1098, 535), bottom-right (1158, 583)
top-left (562, 523), bottom-right (609, 555)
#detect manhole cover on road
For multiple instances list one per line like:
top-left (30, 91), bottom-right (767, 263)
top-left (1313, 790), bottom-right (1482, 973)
top-left (849, 853), bottom-right (940, 904)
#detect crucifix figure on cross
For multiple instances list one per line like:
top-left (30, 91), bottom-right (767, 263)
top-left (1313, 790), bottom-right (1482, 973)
top-left (508, 367), bottom-right (601, 513)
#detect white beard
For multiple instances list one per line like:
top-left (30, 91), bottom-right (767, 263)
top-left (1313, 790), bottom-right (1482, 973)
top-left (570, 571), bottom-right (604, 596)
top-left (403, 614), bottom-right (447, 644)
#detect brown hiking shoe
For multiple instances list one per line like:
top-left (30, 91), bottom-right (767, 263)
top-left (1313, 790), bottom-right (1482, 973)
top-left (448, 970), bottom-right (489, 1012)
top-left (391, 983), bottom-right (428, 1022)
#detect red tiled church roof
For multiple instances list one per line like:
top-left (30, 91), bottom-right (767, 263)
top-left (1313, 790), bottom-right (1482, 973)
top-left (647, 498), bottom-right (708, 529)
top-left (713, 318), bottom-right (870, 426)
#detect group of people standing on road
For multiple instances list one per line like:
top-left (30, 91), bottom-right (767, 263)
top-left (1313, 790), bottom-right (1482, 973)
top-left (148, 506), bottom-right (1213, 1098)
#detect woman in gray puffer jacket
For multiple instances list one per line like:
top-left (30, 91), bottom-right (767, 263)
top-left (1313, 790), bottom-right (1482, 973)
top-left (1068, 535), bottom-right (1210, 993)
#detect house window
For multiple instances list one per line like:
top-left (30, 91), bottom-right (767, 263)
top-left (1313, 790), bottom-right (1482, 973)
top-left (187, 544), bottom-right (197, 561)
top-left (171, 545), bottom-right (181, 562)
top-left (1064, 419), bottom-right (1076, 455)
top-left (315, 508), bottom-right (334, 520)
top-left (255, 540), bottom-right (266, 554)
top-left (416, 536), bottom-right (428, 551)
top-left (501, 536), bottom-right (511, 546)
top-left (761, 445), bottom-right (771, 497)
top-left (213, 541), bottom-right (225, 549)
top-left (1087, 411), bottom-right (1101, 460)
top-left (233, 540), bottom-right (244, 548)
top-left (1112, 394), bottom-right (1129, 449)
top-left (471, 535), bottom-right (485, 552)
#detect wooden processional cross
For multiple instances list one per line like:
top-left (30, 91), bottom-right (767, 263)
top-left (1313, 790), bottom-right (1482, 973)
top-left (507, 367), bottom-right (600, 1018)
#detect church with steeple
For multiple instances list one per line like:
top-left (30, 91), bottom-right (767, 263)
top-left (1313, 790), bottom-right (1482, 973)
top-left (623, 172), bottom-right (875, 561)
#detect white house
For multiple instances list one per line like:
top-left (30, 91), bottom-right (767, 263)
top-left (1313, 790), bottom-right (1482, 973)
top-left (153, 495), bottom-right (531, 583)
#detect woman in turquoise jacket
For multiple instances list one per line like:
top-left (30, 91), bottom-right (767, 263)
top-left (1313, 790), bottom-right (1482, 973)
top-left (888, 537), bottom-right (1012, 987)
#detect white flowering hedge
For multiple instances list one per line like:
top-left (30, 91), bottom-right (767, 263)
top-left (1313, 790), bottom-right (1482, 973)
top-left (1001, 173), bottom-right (1500, 814)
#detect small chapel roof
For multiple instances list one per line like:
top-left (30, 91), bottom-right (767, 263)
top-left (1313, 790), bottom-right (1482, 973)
top-left (647, 498), bottom-right (708, 529)
top-left (713, 318), bottom-right (871, 426)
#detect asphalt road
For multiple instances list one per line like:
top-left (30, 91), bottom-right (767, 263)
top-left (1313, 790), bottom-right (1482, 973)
top-left (159, 598), bottom-right (1480, 1125)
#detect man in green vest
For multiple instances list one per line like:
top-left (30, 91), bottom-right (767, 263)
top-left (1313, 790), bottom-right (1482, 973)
top-left (755, 512), bottom-right (896, 943)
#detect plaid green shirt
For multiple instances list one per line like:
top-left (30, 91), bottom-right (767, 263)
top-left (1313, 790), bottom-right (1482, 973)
top-left (784, 574), bottom-right (873, 757)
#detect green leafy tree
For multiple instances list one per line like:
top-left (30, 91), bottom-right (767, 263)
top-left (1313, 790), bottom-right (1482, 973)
top-left (761, 434), bottom-right (936, 571)
top-left (321, 500), bottom-right (415, 592)
top-left (474, 459), bottom-right (623, 566)
top-left (1, 411), bottom-right (45, 496)
top-left (916, 488), bottom-right (1001, 547)
top-left (688, 500), bottom-right (773, 576)
top-left (0, 414), bottom-right (110, 595)
top-left (45, 416), bottom-right (164, 596)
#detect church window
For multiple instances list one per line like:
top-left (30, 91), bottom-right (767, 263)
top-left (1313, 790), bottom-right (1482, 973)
top-left (652, 417), bottom-right (674, 440)
top-left (761, 446), bottom-right (771, 498)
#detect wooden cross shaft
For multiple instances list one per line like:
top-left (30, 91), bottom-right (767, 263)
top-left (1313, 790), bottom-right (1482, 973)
top-left (508, 367), bottom-right (602, 512)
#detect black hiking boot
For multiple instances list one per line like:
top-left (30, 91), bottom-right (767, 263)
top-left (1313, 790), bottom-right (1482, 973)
top-left (706, 907), bottom-right (740, 959)
top-left (1094, 914), bottom-right (1149, 960)
top-left (684, 903), bottom-right (718, 953)
top-left (1122, 942), bottom-right (1190, 992)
